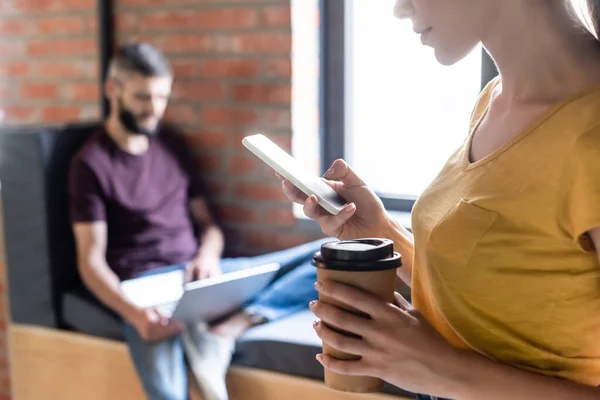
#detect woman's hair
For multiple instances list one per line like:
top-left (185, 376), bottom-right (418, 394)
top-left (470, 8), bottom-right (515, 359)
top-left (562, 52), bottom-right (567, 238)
top-left (587, 0), bottom-right (600, 36)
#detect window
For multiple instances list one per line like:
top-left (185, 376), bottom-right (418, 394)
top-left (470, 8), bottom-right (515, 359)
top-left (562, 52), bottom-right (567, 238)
top-left (346, 0), bottom-right (484, 201)
top-left (292, 0), bottom-right (498, 213)
top-left (291, 0), bottom-right (321, 176)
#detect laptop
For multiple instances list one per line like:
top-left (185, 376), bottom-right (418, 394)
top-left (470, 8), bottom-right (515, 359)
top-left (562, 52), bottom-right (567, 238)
top-left (120, 263), bottom-right (281, 324)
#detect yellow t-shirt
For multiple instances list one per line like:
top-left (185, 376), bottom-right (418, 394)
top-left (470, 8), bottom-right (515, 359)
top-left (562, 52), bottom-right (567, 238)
top-left (411, 78), bottom-right (600, 386)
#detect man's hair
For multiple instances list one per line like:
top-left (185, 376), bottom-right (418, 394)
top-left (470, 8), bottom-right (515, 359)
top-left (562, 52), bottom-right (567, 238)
top-left (107, 42), bottom-right (172, 80)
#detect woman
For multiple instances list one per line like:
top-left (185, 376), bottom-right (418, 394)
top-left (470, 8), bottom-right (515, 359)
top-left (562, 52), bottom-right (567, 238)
top-left (279, 0), bottom-right (600, 399)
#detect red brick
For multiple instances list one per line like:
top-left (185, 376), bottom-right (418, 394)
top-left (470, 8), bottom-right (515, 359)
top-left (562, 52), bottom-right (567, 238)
top-left (140, 11), bottom-right (199, 31)
top-left (0, 40), bottom-right (25, 58)
top-left (14, 0), bottom-right (95, 11)
top-left (42, 106), bottom-right (81, 122)
top-left (245, 230), bottom-right (314, 252)
top-left (183, 131), bottom-right (229, 150)
top-left (38, 60), bottom-right (97, 79)
top-left (206, 178), bottom-right (228, 197)
top-left (231, 131), bottom-right (292, 152)
top-left (164, 104), bottom-right (197, 125)
top-left (0, 62), bottom-right (32, 78)
top-left (198, 59), bottom-right (259, 78)
top-left (262, 58), bottom-right (291, 78)
top-left (262, 5), bottom-right (291, 27)
top-left (231, 131), bottom-right (291, 154)
top-left (172, 81), bottom-right (227, 101)
top-left (79, 104), bottom-right (101, 120)
top-left (218, 203), bottom-right (260, 224)
top-left (27, 38), bottom-right (97, 56)
top-left (262, 109), bottom-right (291, 129)
top-left (37, 15), bottom-right (92, 35)
top-left (171, 59), bottom-right (197, 78)
top-left (234, 181), bottom-right (287, 202)
top-left (232, 83), bottom-right (291, 104)
top-left (142, 9), bottom-right (259, 31)
top-left (0, 19), bottom-right (34, 35)
top-left (265, 207), bottom-right (297, 227)
top-left (161, 34), bottom-right (215, 54)
top-left (193, 153), bottom-right (222, 173)
top-left (195, 9), bottom-right (260, 30)
top-left (19, 82), bottom-right (59, 99)
top-left (119, 0), bottom-right (205, 6)
top-left (2, 106), bottom-right (36, 121)
top-left (228, 154), bottom-right (259, 175)
top-left (233, 32), bottom-right (291, 54)
top-left (268, 134), bottom-right (292, 153)
top-left (201, 107), bottom-right (257, 126)
top-left (116, 12), bottom-right (139, 32)
top-left (65, 82), bottom-right (99, 101)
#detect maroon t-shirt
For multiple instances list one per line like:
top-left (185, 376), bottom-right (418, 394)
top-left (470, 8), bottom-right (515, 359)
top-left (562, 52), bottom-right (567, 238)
top-left (68, 127), bottom-right (205, 280)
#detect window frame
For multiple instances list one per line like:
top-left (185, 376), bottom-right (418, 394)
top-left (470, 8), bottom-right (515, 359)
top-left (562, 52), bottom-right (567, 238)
top-left (319, 0), bottom-right (499, 212)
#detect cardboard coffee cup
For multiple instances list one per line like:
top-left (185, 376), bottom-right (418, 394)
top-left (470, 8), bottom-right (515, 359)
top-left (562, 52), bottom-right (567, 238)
top-left (312, 238), bottom-right (402, 393)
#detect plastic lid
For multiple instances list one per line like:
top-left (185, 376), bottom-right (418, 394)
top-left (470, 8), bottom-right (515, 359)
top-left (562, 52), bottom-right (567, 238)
top-left (312, 238), bottom-right (402, 271)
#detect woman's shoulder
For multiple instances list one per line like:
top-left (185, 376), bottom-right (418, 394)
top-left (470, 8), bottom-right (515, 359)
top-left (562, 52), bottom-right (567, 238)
top-left (468, 76), bottom-right (500, 126)
top-left (559, 82), bottom-right (600, 141)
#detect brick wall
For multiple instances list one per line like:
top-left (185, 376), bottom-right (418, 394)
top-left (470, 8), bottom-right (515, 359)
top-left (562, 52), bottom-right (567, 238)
top-left (0, 0), bottom-right (101, 126)
top-left (115, 0), bottom-right (323, 256)
top-left (0, 1), bottom-right (102, 397)
top-left (0, 2), bottom-right (322, 395)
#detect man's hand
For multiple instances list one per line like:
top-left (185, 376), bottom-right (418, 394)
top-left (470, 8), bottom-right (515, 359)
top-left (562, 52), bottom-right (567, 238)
top-left (184, 253), bottom-right (222, 283)
top-left (131, 307), bottom-right (184, 343)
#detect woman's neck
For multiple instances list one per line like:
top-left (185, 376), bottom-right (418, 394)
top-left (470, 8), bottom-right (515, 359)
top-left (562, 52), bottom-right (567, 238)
top-left (482, 1), bottom-right (600, 104)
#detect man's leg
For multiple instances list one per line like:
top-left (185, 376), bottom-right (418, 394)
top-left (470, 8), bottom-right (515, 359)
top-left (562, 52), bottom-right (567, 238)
top-left (244, 258), bottom-right (317, 321)
top-left (124, 264), bottom-right (190, 400)
top-left (186, 239), bottom-right (330, 399)
top-left (209, 238), bottom-right (329, 337)
top-left (219, 237), bottom-right (333, 277)
top-left (181, 325), bottom-right (234, 400)
top-left (124, 323), bottom-right (188, 400)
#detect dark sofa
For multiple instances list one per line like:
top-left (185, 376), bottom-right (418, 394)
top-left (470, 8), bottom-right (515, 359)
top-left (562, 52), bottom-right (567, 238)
top-left (0, 122), bottom-right (411, 397)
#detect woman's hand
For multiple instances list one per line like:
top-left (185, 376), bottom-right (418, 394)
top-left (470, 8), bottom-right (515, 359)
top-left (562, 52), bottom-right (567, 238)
top-left (277, 159), bottom-right (392, 240)
top-left (310, 281), bottom-right (460, 398)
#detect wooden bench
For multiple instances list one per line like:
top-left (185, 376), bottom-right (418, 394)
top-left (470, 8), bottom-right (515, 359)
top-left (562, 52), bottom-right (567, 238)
top-left (9, 324), bottom-right (407, 400)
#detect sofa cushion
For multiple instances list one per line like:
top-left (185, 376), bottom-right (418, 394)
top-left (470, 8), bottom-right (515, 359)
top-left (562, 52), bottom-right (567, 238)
top-left (0, 123), bottom-right (99, 328)
top-left (62, 289), bottom-right (124, 340)
top-left (234, 310), bottom-right (413, 397)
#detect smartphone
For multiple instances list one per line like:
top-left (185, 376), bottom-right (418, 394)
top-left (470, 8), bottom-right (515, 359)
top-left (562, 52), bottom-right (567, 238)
top-left (242, 134), bottom-right (347, 215)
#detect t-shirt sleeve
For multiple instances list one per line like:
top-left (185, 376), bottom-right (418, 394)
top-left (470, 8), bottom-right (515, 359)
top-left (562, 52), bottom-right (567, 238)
top-left (564, 128), bottom-right (600, 251)
top-left (68, 158), bottom-right (106, 223)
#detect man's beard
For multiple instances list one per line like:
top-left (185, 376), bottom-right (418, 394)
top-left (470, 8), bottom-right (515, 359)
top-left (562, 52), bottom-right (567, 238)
top-left (117, 97), bottom-right (159, 137)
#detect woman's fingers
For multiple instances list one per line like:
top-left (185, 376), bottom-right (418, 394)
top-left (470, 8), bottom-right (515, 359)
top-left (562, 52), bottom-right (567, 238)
top-left (394, 292), bottom-right (413, 311)
top-left (303, 195), bottom-right (356, 236)
top-left (281, 179), bottom-right (307, 204)
top-left (303, 195), bottom-right (328, 219)
top-left (315, 353), bottom-right (373, 377)
top-left (310, 300), bottom-right (375, 338)
top-left (313, 320), bottom-right (371, 356)
top-left (324, 159), bottom-right (366, 188)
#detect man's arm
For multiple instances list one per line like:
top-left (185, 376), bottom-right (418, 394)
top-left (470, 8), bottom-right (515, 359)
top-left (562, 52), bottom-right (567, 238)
top-left (190, 197), bottom-right (224, 259)
top-left (184, 197), bottom-right (225, 282)
top-left (73, 221), bottom-right (183, 341)
top-left (73, 221), bottom-right (141, 323)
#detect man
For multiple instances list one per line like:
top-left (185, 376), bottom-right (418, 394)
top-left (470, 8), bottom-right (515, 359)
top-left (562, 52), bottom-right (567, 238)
top-left (68, 42), bottom-right (324, 400)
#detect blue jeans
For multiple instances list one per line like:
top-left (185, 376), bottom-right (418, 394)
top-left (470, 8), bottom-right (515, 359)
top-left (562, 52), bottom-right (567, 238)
top-left (124, 238), bottom-right (330, 400)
